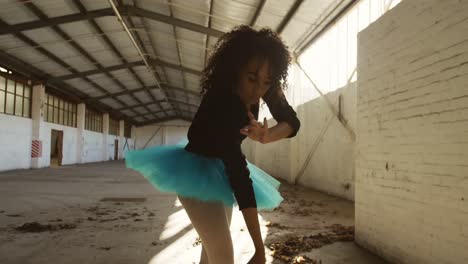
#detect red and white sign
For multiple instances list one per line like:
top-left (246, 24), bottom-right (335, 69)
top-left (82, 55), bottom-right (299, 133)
top-left (31, 140), bottom-right (42, 158)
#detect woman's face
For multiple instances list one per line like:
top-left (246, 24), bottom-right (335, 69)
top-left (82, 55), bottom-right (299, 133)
top-left (236, 57), bottom-right (272, 106)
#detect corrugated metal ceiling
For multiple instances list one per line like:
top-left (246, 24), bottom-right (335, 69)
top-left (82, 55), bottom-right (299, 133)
top-left (0, 0), bottom-right (354, 126)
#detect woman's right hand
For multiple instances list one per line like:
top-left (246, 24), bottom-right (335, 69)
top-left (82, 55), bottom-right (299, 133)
top-left (247, 250), bottom-right (266, 264)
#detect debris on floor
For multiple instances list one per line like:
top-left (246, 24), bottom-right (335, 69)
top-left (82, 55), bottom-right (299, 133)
top-left (0, 163), bottom-right (387, 264)
top-left (273, 206), bottom-right (286, 213)
top-left (265, 221), bottom-right (319, 231)
top-left (291, 208), bottom-right (326, 217)
top-left (266, 224), bottom-right (354, 263)
top-left (96, 211), bottom-right (110, 216)
top-left (6, 214), bottom-right (23, 217)
top-left (265, 220), bottom-right (288, 229)
top-left (14, 222), bottom-right (77, 233)
top-left (192, 236), bottom-right (202, 247)
top-left (85, 206), bottom-right (99, 212)
top-left (80, 204), bottom-right (157, 223)
top-left (98, 217), bottom-right (119, 223)
top-left (98, 246), bottom-right (111, 251)
top-left (292, 255), bottom-right (320, 264)
top-left (99, 197), bottom-right (146, 203)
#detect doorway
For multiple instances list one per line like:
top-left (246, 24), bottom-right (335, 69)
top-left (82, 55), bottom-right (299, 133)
top-left (114, 139), bottom-right (119, 160)
top-left (50, 130), bottom-right (63, 167)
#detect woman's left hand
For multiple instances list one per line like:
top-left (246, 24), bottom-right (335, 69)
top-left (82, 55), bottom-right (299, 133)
top-left (240, 112), bottom-right (269, 144)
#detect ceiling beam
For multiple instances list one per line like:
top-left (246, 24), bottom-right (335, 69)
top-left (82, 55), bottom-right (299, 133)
top-left (87, 83), bottom-right (200, 102)
top-left (0, 47), bottom-right (135, 124)
top-left (0, 8), bottom-right (113, 35)
top-left (136, 115), bottom-right (193, 127)
top-left (0, 50), bottom-right (81, 102)
top-left (48, 61), bottom-right (144, 82)
top-left (295, 0), bottom-right (357, 55)
top-left (0, 5), bottom-right (224, 38)
top-left (47, 59), bottom-right (201, 83)
top-left (131, 0), bottom-right (172, 95)
top-left (276, 0), bottom-right (305, 34)
top-left (47, 58), bottom-right (201, 84)
top-left (130, 0), bottom-right (177, 121)
top-left (0, 17), bottom-right (139, 123)
top-left (249, 0), bottom-right (267, 27)
top-left (204, 0), bottom-right (214, 67)
top-left (117, 98), bottom-right (199, 111)
top-left (23, 2), bottom-right (158, 121)
top-left (168, 0), bottom-right (188, 118)
top-left (149, 58), bottom-right (202, 76)
top-left (124, 0), bottom-right (173, 116)
top-left (136, 116), bottom-right (176, 127)
top-left (110, 0), bottom-right (173, 118)
top-left (120, 5), bottom-right (224, 38)
top-left (132, 108), bottom-right (194, 119)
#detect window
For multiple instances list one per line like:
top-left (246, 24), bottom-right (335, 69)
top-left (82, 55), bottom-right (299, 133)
top-left (85, 108), bottom-right (103, 133)
top-left (0, 75), bottom-right (32, 118)
top-left (294, 0), bottom-right (402, 107)
top-left (44, 93), bottom-right (77, 127)
top-left (109, 118), bottom-right (119, 136)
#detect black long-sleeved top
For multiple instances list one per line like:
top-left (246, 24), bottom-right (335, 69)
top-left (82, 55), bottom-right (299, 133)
top-left (184, 87), bottom-right (300, 210)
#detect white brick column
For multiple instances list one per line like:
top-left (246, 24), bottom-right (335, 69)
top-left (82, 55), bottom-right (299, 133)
top-left (118, 120), bottom-right (124, 159)
top-left (102, 113), bottom-right (109, 161)
top-left (31, 84), bottom-right (46, 169)
top-left (76, 103), bottom-right (86, 163)
top-left (355, 1), bottom-right (468, 263)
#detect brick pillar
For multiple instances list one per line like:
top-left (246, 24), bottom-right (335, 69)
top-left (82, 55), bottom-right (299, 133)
top-left (31, 84), bottom-right (46, 168)
top-left (102, 113), bottom-right (109, 161)
top-left (76, 103), bottom-right (85, 163)
top-left (118, 120), bottom-right (124, 159)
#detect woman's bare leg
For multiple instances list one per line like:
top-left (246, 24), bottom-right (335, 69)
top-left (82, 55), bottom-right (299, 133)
top-left (178, 196), bottom-right (234, 264)
top-left (199, 204), bottom-right (233, 263)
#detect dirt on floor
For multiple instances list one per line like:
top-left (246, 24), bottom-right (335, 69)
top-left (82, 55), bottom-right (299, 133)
top-left (0, 161), bottom-right (386, 264)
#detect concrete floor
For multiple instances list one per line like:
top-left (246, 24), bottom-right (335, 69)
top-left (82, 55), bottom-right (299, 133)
top-left (0, 161), bottom-right (388, 264)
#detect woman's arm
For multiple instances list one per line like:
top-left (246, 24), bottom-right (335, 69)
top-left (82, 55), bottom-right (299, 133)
top-left (243, 207), bottom-right (267, 263)
top-left (242, 207), bottom-right (265, 252)
top-left (221, 147), bottom-right (266, 262)
top-left (242, 87), bottom-right (300, 143)
top-left (240, 112), bottom-right (294, 144)
top-left (261, 121), bottom-right (293, 144)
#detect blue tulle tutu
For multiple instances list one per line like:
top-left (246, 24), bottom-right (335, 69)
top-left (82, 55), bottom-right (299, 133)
top-left (125, 139), bottom-right (284, 211)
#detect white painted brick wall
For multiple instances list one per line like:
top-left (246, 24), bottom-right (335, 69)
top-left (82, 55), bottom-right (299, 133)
top-left (0, 115), bottom-right (32, 171)
top-left (250, 131), bottom-right (292, 182)
top-left (134, 119), bottom-right (189, 149)
top-left (42, 122), bottom-right (79, 166)
top-left (243, 64), bottom-right (357, 198)
top-left (290, 80), bottom-right (357, 200)
top-left (0, 114), bottom-right (134, 171)
top-left (82, 130), bottom-right (104, 163)
top-left (356, 0), bottom-right (468, 263)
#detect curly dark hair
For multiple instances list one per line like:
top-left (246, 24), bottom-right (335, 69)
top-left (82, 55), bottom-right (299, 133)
top-left (200, 25), bottom-right (292, 96)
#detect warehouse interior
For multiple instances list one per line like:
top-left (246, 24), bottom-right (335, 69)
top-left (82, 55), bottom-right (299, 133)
top-left (0, 0), bottom-right (467, 263)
